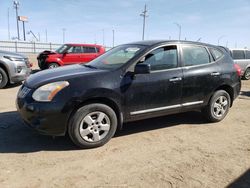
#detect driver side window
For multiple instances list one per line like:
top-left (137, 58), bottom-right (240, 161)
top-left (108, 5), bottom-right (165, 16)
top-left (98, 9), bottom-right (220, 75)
top-left (142, 45), bottom-right (178, 71)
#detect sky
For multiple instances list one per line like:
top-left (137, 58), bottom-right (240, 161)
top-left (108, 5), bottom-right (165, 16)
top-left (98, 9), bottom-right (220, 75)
top-left (0, 0), bottom-right (250, 48)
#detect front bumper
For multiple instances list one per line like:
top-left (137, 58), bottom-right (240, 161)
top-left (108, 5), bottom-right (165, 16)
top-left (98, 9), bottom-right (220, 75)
top-left (16, 87), bottom-right (70, 136)
top-left (10, 67), bottom-right (31, 83)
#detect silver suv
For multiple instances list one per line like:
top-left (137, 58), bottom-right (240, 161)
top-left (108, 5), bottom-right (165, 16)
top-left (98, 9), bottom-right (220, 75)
top-left (230, 49), bottom-right (250, 80)
top-left (0, 50), bottom-right (31, 88)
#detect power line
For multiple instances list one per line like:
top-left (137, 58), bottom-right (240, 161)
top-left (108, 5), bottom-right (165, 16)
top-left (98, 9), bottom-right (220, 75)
top-left (140, 4), bottom-right (148, 41)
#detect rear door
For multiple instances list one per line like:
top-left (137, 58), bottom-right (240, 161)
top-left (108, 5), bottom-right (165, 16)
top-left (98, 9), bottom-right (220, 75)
top-left (180, 44), bottom-right (221, 108)
top-left (81, 46), bottom-right (98, 63)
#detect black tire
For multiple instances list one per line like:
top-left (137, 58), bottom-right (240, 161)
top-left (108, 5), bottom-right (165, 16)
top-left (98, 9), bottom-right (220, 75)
top-left (243, 68), bottom-right (250, 80)
top-left (68, 103), bottom-right (118, 149)
top-left (0, 67), bottom-right (8, 89)
top-left (48, 63), bottom-right (59, 69)
top-left (203, 90), bottom-right (231, 122)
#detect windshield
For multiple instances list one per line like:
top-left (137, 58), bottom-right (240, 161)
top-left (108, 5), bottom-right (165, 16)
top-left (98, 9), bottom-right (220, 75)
top-left (84, 44), bottom-right (145, 70)
top-left (55, 44), bottom-right (69, 53)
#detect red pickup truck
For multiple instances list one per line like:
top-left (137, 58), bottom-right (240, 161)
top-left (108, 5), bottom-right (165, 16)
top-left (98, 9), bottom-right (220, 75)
top-left (37, 44), bottom-right (105, 69)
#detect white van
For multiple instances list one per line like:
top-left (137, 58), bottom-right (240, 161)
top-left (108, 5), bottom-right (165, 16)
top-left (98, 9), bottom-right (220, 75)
top-left (230, 49), bottom-right (250, 80)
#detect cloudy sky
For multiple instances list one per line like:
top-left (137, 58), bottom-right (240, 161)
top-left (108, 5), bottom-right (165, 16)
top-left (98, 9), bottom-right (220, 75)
top-left (0, 0), bottom-right (249, 48)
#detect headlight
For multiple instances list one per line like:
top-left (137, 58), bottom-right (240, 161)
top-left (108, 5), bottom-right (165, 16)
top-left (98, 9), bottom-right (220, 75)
top-left (32, 81), bottom-right (69, 102)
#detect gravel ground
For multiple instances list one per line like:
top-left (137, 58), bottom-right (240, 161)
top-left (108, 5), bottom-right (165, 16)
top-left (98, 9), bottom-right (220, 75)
top-left (0, 72), bottom-right (249, 188)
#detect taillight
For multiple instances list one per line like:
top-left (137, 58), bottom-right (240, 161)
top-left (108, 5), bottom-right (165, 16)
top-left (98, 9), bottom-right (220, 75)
top-left (234, 64), bottom-right (241, 77)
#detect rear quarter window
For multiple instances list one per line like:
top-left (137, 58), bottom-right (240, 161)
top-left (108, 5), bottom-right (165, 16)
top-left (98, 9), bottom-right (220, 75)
top-left (232, 50), bottom-right (245, 60)
top-left (209, 48), bottom-right (224, 61)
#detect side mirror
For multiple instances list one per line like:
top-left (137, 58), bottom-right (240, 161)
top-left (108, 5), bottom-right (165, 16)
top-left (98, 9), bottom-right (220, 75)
top-left (134, 63), bottom-right (151, 74)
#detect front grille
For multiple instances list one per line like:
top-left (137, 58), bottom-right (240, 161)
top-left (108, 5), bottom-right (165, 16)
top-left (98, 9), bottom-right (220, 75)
top-left (18, 86), bottom-right (31, 98)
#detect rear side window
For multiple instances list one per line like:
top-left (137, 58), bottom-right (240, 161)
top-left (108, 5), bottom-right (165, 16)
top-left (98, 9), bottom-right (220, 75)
top-left (245, 50), bottom-right (250, 59)
top-left (210, 48), bottom-right (224, 61)
top-left (232, 50), bottom-right (245, 60)
top-left (182, 45), bottom-right (210, 66)
top-left (83, 47), bottom-right (97, 53)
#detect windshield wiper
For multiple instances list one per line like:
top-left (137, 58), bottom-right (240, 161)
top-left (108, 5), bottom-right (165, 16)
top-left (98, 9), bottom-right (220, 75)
top-left (83, 64), bottom-right (98, 69)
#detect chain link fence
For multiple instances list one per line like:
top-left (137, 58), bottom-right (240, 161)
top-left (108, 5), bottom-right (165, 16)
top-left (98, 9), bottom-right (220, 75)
top-left (0, 40), bottom-right (62, 54)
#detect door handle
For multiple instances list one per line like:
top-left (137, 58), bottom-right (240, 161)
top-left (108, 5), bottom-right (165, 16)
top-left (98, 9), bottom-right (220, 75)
top-left (169, 77), bottom-right (182, 82)
top-left (211, 72), bottom-right (220, 76)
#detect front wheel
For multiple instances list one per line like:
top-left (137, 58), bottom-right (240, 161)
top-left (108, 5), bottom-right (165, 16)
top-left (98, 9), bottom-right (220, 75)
top-left (243, 68), bottom-right (250, 80)
top-left (0, 68), bottom-right (8, 89)
top-left (68, 103), bottom-right (118, 149)
top-left (203, 90), bottom-right (231, 122)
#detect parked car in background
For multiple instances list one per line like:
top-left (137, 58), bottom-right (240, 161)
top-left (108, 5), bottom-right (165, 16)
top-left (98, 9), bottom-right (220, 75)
top-left (17, 40), bottom-right (241, 148)
top-left (230, 49), bottom-right (250, 80)
top-left (37, 44), bottom-right (105, 69)
top-left (0, 50), bottom-right (31, 89)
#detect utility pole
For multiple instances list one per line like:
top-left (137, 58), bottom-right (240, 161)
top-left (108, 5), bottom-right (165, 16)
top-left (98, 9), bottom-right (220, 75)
top-left (102, 29), bottom-right (105, 46)
top-left (62, 28), bottom-right (66, 43)
top-left (13, 1), bottom-right (20, 40)
top-left (7, 8), bottom-right (10, 40)
top-left (45, 29), bottom-right (48, 42)
top-left (112, 29), bottom-right (115, 47)
top-left (174, 22), bottom-right (181, 40)
top-left (217, 35), bottom-right (225, 45)
top-left (22, 21), bottom-right (26, 40)
top-left (140, 4), bottom-right (148, 40)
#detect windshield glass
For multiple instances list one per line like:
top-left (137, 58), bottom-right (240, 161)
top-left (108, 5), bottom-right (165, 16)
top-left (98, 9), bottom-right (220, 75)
top-left (55, 44), bottom-right (69, 53)
top-left (84, 44), bottom-right (145, 70)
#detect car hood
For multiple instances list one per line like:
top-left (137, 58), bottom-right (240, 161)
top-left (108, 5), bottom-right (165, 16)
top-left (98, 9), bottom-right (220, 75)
top-left (25, 64), bottom-right (107, 88)
top-left (37, 50), bottom-right (58, 59)
top-left (0, 50), bottom-right (27, 58)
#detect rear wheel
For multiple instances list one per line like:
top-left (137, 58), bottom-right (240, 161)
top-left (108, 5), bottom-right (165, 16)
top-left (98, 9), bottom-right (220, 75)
top-left (48, 63), bottom-right (59, 69)
top-left (203, 90), bottom-right (231, 122)
top-left (243, 68), bottom-right (250, 80)
top-left (0, 68), bottom-right (8, 89)
top-left (68, 103), bottom-right (118, 149)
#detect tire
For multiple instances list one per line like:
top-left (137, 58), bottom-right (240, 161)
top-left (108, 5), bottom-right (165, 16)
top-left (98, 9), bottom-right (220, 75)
top-left (243, 68), bottom-right (250, 80)
top-left (48, 63), bottom-right (59, 69)
top-left (203, 90), bottom-right (231, 122)
top-left (68, 103), bottom-right (118, 149)
top-left (0, 67), bottom-right (8, 89)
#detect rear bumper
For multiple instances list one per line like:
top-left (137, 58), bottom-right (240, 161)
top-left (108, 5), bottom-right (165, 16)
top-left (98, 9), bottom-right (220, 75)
top-left (232, 81), bottom-right (241, 100)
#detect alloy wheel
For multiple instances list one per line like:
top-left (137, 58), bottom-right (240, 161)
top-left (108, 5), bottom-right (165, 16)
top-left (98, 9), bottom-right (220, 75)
top-left (212, 96), bottom-right (228, 118)
top-left (79, 111), bottom-right (111, 142)
top-left (0, 73), bottom-right (2, 84)
top-left (245, 68), bottom-right (250, 80)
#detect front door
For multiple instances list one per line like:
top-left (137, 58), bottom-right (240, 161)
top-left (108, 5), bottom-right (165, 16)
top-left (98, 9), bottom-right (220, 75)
top-left (62, 46), bottom-right (83, 65)
top-left (123, 45), bottom-right (183, 120)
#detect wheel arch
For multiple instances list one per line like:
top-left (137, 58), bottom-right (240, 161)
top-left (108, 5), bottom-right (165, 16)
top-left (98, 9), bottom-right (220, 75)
top-left (0, 62), bottom-right (9, 82)
top-left (67, 97), bottom-right (123, 135)
top-left (213, 85), bottom-right (234, 107)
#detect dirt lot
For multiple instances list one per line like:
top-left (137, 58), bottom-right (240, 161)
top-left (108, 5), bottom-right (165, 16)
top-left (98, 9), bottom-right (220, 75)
top-left (0, 72), bottom-right (250, 187)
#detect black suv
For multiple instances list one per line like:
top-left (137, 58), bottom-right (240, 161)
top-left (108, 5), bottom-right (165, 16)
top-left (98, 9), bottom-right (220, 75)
top-left (16, 40), bottom-right (241, 148)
